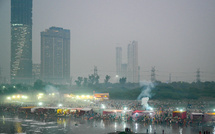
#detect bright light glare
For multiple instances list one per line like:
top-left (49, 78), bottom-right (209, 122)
top-left (17, 95), bottom-right (20, 98)
top-left (7, 97), bottom-right (11, 100)
top-left (59, 104), bottom-right (62, 107)
top-left (21, 96), bottom-right (28, 99)
top-left (52, 93), bottom-right (55, 96)
top-left (39, 93), bottom-right (44, 96)
top-left (12, 96), bottom-right (16, 98)
top-left (124, 107), bottom-right (127, 110)
top-left (38, 102), bottom-right (43, 106)
top-left (81, 95), bottom-right (85, 98)
top-left (180, 109), bottom-right (183, 112)
top-left (101, 104), bottom-right (105, 109)
top-left (87, 95), bottom-right (90, 98)
top-left (115, 75), bottom-right (119, 78)
top-left (214, 109), bottom-right (215, 112)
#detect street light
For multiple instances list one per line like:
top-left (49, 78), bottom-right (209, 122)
top-left (38, 102), bottom-right (43, 106)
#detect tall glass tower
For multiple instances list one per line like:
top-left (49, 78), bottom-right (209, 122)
top-left (127, 41), bottom-right (138, 83)
top-left (116, 47), bottom-right (122, 77)
top-left (11, 0), bottom-right (33, 83)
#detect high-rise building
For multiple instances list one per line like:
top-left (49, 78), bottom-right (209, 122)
top-left (32, 64), bottom-right (40, 81)
top-left (116, 47), bottom-right (122, 77)
top-left (127, 41), bottom-right (139, 83)
top-left (41, 27), bottom-right (70, 84)
top-left (10, 0), bottom-right (33, 83)
top-left (121, 63), bottom-right (127, 78)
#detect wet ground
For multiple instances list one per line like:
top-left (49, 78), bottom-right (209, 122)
top-left (0, 114), bottom-right (215, 134)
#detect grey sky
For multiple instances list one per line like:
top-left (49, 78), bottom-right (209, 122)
top-left (0, 0), bottom-right (215, 83)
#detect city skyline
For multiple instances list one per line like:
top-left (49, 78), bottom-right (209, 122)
top-left (1, 0), bottom-right (215, 83)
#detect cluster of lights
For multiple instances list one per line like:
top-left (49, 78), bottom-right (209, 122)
top-left (37, 93), bottom-right (44, 99)
top-left (7, 95), bottom-right (28, 100)
top-left (48, 93), bottom-right (55, 96)
top-left (76, 95), bottom-right (91, 99)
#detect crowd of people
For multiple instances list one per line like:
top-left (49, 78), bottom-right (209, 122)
top-left (1, 99), bottom-right (214, 126)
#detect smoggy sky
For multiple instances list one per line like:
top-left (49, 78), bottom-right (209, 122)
top-left (0, 0), bottom-right (215, 83)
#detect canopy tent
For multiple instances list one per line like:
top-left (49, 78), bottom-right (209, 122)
top-left (19, 106), bottom-right (35, 113)
top-left (131, 110), bottom-right (155, 118)
top-left (80, 108), bottom-right (92, 115)
top-left (172, 111), bottom-right (187, 119)
top-left (190, 113), bottom-right (204, 121)
top-left (103, 109), bottom-right (123, 115)
top-left (203, 113), bottom-right (215, 122)
top-left (31, 107), bottom-right (59, 113)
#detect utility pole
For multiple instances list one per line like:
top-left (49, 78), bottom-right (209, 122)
top-left (169, 73), bottom-right (171, 83)
top-left (196, 68), bottom-right (201, 83)
top-left (151, 67), bottom-right (156, 82)
top-left (0, 67), bottom-right (2, 84)
top-left (94, 66), bottom-right (98, 77)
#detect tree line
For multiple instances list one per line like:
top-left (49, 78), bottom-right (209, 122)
top-left (0, 79), bottom-right (215, 100)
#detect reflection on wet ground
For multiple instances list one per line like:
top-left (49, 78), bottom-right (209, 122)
top-left (0, 114), bottom-right (215, 134)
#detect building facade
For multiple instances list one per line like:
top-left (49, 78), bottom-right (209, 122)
top-left (127, 41), bottom-right (139, 83)
top-left (116, 47), bottom-right (122, 77)
top-left (11, 0), bottom-right (33, 83)
top-left (121, 63), bottom-right (127, 78)
top-left (41, 27), bottom-right (70, 84)
top-left (32, 64), bottom-right (41, 81)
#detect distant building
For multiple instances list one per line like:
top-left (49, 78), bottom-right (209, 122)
top-left (32, 64), bottom-right (40, 81)
top-left (127, 41), bottom-right (139, 83)
top-left (121, 63), bottom-right (127, 78)
top-left (41, 27), bottom-right (70, 84)
top-left (10, 0), bottom-right (33, 83)
top-left (116, 47), bottom-right (122, 77)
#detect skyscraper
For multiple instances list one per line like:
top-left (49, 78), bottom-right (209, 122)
top-left (32, 64), bottom-right (40, 80)
top-left (41, 27), bottom-right (70, 84)
top-left (127, 41), bottom-right (139, 83)
top-left (116, 47), bottom-right (122, 77)
top-left (121, 63), bottom-right (127, 78)
top-left (11, 0), bottom-right (33, 83)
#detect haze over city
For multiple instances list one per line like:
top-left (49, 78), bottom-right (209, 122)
top-left (0, 0), bottom-right (215, 83)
